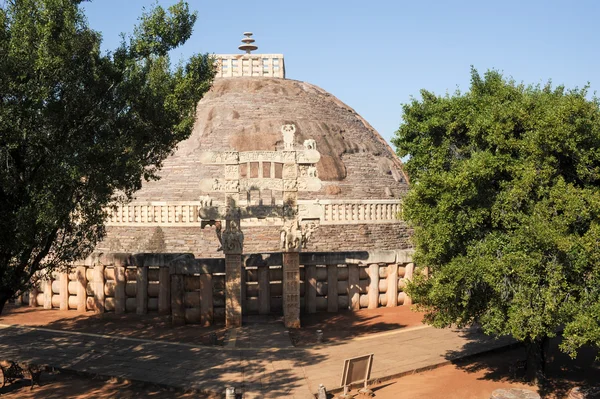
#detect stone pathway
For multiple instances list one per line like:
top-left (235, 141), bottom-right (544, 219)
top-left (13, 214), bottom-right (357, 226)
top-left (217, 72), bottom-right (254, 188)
top-left (0, 321), bottom-right (515, 398)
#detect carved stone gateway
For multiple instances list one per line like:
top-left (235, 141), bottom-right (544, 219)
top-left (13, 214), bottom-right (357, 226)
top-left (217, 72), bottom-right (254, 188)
top-left (198, 124), bottom-right (321, 328)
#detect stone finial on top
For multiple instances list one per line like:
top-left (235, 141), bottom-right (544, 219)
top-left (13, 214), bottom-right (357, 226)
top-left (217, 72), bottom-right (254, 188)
top-left (239, 32), bottom-right (258, 54)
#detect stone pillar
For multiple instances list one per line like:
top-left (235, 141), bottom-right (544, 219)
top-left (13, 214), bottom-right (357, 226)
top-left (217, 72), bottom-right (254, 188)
top-left (225, 253), bottom-right (242, 328)
top-left (76, 266), bottom-right (86, 312)
top-left (170, 274), bottom-right (185, 326)
top-left (114, 265), bottom-right (126, 314)
top-left (368, 264), bottom-right (380, 309)
top-left (60, 272), bottom-right (69, 310)
top-left (387, 263), bottom-right (398, 307)
top-left (220, 199), bottom-right (244, 327)
top-left (305, 264), bottom-right (317, 314)
top-left (29, 285), bottom-right (38, 308)
top-left (93, 264), bottom-right (105, 313)
top-left (200, 274), bottom-right (213, 326)
top-left (258, 265), bottom-right (271, 315)
top-left (241, 263), bottom-right (247, 314)
top-left (158, 267), bottom-right (170, 315)
top-left (404, 262), bottom-right (414, 306)
top-left (136, 265), bottom-right (148, 315)
top-left (283, 251), bottom-right (301, 328)
top-left (43, 278), bottom-right (52, 309)
top-left (348, 264), bottom-right (360, 311)
top-left (327, 264), bottom-right (338, 313)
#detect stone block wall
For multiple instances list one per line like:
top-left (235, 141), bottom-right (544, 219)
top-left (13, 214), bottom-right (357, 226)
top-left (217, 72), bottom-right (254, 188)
top-left (96, 223), bottom-right (413, 258)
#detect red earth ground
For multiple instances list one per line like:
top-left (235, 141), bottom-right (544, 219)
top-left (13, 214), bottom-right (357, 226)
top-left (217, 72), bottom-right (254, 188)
top-left (1, 305), bottom-right (598, 398)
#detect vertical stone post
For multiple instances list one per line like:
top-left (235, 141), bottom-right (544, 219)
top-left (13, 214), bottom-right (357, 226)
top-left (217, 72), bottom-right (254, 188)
top-left (281, 125), bottom-right (303, 328)
top-left (283, 251), bottom-right (301, 328)
top-left (94, 264), bottom-right (105, 313)
top-left (404, 262), bottom-right (414, 306)
top-left (221, 154), bottom-right (243, 328)
top-left (387, 263), bottom-right (398, 307)
top-left (76, 266), bottom-right (86, 312)
top-left (258, 265), bottom-right (271, 315)
top-left (43, 278), bottom-right (52, 309)
top-left (327, 264), bottom-right (338, 313)
top-left (158, 266), bottom-right (171, 315)
top-left (348, 264), bottom-right (360, 311)
top-left (241, 263), bottom-right (247, 314)
top-left (136, 265), bottom-right (148, 315)
top-left (225, 252), bottom-right (243, 327)
top-left (114, 265), bottom-right (126, 314)
top-left (368, 264), bottom-right (380, 309)
top-left (170, 274), bottom-right (185, 326)
top-left (305, 264), bottom-right (317, 314)
top-left (14, 293), bottom-right (22, 306)
top-left (29, 285), bottom-right (38, 308)
top-left (60, 272), bottom-right (69, 310)
top-left (200, 274), bottom-right (213, 326)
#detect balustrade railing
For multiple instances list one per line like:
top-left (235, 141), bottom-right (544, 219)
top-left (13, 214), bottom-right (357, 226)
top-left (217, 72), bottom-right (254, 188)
top-left (105, 199), bottom-right (401, 227)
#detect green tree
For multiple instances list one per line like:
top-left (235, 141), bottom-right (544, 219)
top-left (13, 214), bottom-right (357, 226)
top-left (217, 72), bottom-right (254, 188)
top-left (0, 0), bottom-right (214, 313)
top-left (393, 69), bottom-right (600, 381)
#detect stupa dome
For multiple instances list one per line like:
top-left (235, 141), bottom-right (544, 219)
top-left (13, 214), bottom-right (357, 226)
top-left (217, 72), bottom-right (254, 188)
top-left (134, 77), bottom-right (407, 202)
top-left (98, 35), bottom-right (411, 256)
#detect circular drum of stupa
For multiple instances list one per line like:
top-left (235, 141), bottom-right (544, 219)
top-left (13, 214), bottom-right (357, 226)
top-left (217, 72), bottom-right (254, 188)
top-left (98, 42), bottom-right (411, 257)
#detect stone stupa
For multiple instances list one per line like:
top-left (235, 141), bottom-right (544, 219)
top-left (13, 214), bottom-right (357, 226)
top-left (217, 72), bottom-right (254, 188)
top-left (97, 33), bottom-right (410, 257)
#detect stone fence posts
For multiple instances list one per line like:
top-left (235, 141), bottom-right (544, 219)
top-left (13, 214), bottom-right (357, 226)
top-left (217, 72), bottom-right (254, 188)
top-left (20, 250), bottom-right (416, 328)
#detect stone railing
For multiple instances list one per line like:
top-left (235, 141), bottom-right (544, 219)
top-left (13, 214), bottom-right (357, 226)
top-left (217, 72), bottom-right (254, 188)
top-left (317, 200), bottom-right (401, 224)
top-left (104, 199), bottom-right (402, 227)
top-left (214, 54), bottom-right (285, 78)
top-left (16, 250), bottom-right (414, 326)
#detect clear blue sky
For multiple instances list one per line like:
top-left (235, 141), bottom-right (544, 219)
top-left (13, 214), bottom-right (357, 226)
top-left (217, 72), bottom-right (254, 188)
top-left (82, 0), bottom-right (600, 147)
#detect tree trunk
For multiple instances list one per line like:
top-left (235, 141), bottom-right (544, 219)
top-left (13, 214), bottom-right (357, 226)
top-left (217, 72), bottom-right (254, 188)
top-left (525, 336), bottom-right (548, 384)
top-left (0, 289), bottom-right (12, 316)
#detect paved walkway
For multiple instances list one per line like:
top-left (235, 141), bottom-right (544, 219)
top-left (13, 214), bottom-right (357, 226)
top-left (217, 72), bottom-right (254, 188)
top-left (0, 319), bottom-right (515, 398)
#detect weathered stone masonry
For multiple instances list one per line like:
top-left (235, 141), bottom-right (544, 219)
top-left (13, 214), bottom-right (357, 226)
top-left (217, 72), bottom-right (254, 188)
top-left (98, 223), bottom-right (413, 257)
top-left (15, 250), bottom-right (415, 326)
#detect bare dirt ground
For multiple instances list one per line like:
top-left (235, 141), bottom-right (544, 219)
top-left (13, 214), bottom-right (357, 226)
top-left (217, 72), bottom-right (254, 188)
top-left (354, 340), bottom-right (600, 399)
top-left (0, 305), bottom-right (226, 345)
top-left (0, 371), bottom-right (215, 398)
top-left (1, 305), bottom-right (599, 398)
top-left (290, 306), bottom-right (426, 346)
top-left (1, 341), bottom-right (598, 398)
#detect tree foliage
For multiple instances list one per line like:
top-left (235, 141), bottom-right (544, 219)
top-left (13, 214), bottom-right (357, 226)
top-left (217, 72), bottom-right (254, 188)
top-left (0, 0), bottom-right (214, 313)
top-left (393, 69), bottom-right (600, 374)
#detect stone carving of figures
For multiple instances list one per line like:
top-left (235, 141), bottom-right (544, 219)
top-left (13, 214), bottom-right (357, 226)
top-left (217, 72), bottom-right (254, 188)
top-left (307, 166), bottom-right (318, 178)
top-left (224, 151), bottom-right (239, 163)
top-left (200, 195), bottom-right (212, 207)
top-left (212, 179), bottom-right (223, 191)
top-left (224, 180), bottom-right (239, 191)
top-left (298, 165), bottom-right (308, 177)
top-left (280, 219), bottom-right (304, 251)
top-left (215, 220), bottom-right (223, 251)
top-left (222, 219), bottom-right (244, 254)
top-left (280, 229), bottom-right (287, 250)
top-left (300, 222), bottom-right (317, 249)
top-left (283, 180), bottom-right (297, 191)
top-left (282, 151), bottom-right (295, 163)
top-left (281, 124), bottom-right (296, 151)
top-left (303, 139), bottom-right (316, 150)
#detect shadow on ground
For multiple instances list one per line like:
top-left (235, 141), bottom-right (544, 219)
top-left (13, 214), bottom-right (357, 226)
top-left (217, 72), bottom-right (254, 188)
top-left (289, 306), bottom-right (423, 347)
top-left (0, 370), bottom-right (208, 398)
top-left (0, 305), bottom-right (226, 345)
top-left (0, 305), bottom-right (330, 397)
top-left (445, 331), bottom-right (600, 398)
